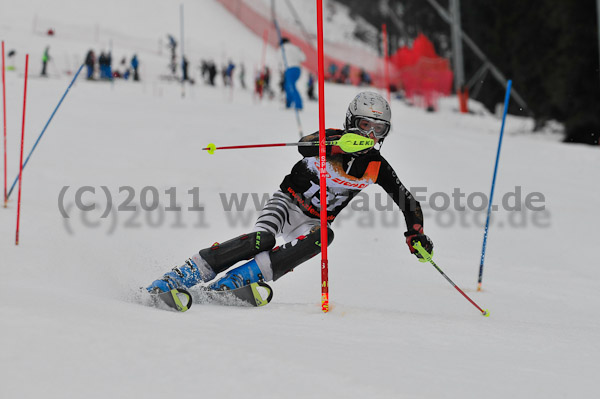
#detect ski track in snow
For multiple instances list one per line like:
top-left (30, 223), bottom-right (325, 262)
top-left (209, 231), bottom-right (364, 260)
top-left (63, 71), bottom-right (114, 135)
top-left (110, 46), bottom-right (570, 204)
top-left (1, 1), bottom-right (599, 398)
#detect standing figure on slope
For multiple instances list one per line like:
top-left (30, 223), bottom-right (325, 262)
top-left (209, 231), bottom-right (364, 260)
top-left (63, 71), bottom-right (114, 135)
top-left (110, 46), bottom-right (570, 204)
top-left (307, 73), bottom-right (316, 101)
top-left (239, 63), bottom-right (246, 89)
top-left (280, 37), bottom-right (306, 110)
top-left (41, 46), bottom-right (51, 77)
top-left (146, 92), bottom-right (434, 301)
top-left (131, 54), bottom-right (139, 81)
top-left (167, 35), bottom-right (178, 76)
top-left (84, 49), bottom-right (95, 80)
top-left (181, 56), bottom-right (189, 82)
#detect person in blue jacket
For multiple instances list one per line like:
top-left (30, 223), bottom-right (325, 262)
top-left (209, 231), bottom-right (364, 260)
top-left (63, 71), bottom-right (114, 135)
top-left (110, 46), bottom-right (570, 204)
top-left (280, 38), bottom-right (306, 110)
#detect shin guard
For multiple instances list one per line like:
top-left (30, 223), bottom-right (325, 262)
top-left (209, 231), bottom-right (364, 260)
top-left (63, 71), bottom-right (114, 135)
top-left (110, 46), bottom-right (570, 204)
top-left (199, 231), bottom-right (276, 275)
top-left (270, 227), bottom-right (334, 281)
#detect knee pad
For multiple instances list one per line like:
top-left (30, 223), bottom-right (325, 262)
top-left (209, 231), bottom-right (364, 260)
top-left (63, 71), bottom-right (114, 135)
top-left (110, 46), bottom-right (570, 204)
top-left (199, 231), bottom-right (276, 274)
top-left (270, 227), bottom-right (334, 281)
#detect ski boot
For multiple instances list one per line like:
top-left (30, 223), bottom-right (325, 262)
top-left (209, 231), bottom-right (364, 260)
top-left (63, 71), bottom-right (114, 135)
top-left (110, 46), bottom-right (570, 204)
top-left (146, 254), bottom-right (216, 294)
top-left (208, 259), bottom-right (265, 291)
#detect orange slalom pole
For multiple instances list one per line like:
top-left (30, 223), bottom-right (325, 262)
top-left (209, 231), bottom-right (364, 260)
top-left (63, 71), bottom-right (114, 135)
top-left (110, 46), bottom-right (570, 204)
top-left (15, 54), bottom-right (28, 245)
top-left (316, 0), bottom-right (328, 313)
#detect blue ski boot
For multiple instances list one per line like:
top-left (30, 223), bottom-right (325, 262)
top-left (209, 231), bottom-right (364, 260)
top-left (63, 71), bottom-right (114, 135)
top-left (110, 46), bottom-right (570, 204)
top-left (146, 255), bottom-right (216, 293)
top-left (208, 259), bottom-right (264, 291)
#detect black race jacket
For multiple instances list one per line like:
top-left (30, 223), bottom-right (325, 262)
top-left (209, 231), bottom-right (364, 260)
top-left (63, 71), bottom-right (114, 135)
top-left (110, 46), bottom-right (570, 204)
top-left (279, 129), bottom-right (424, 232)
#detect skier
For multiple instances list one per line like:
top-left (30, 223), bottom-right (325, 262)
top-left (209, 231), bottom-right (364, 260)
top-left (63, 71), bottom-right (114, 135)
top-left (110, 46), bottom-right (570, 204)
top-left (146, 91), bottom-right (434, 300)
top-left (280, 38), bottom-right (306, 110)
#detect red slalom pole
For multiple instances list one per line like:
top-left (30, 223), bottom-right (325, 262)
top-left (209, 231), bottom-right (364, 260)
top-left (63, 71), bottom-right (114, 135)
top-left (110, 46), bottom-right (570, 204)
top-left (2, 41), bottom-right (7, 207)
top-left (316, 0), bottom-right (329, 313)
top-left (16, 54), bottom-right (28, 245)
top-left (382, 24), bottom-right (390, 103)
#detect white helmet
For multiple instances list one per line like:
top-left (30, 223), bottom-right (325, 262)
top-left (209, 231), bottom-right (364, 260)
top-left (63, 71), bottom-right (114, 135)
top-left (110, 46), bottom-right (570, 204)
top-left (344, 91), bottom-right (391, 140)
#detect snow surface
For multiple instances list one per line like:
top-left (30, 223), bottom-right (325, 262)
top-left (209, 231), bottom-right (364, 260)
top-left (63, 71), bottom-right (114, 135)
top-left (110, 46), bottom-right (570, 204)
top-left (1, 1), bottom-right (600, 398)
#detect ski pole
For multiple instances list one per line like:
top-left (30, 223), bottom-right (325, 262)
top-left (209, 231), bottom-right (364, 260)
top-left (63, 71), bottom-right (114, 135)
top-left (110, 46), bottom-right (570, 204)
top-left (202, 132), bottom-right (374, 154)
top-left (413, 242), bottom-right (490, 317)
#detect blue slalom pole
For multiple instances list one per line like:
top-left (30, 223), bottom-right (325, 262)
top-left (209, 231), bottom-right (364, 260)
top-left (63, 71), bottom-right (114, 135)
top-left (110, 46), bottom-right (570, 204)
top-left (477, 79), bottom-right (512, 291)
top-left (271, 1), bottom-right (303, 138)
top-left (7, 64), bottom-right (84, 200)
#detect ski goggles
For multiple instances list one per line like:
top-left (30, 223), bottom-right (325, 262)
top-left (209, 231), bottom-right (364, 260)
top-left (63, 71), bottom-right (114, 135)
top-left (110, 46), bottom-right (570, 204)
top-left (354, 117), bottom-right (390, 139)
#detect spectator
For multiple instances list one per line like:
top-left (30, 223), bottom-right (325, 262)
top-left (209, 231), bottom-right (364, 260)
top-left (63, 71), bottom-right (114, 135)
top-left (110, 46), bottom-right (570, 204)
top-left (85, 50), bottom-right (95, 80)
top-left (98, 52), bottom-right (107, 79)
top-left (239, 63), bottom-right (246, 89)
top-left (207, 61), bottom-right (217, 86)
top-left (359, 69), bottom-right (372, 86)
top-left (339, 64), bottom-right (350, 84)
top-left (280, 38), bottom-right (306, 110)
top-left (225, 60), bottom-right (235, 86)
top-left (6, 49), bottom-right (16, 71)
top-left (41, 46), bottom-right (51, 77)
top-left (106, 51), bottom-right (113, 80)
top-left (182, 56), bottom-right (189, 82)
top-left (263, 66), bottom-right (271, 96)
top-left (131, 54), bottom-right (139, 81)
top-left (328, 62), bottom-right (338, 82)
top-left (167, 35), bottom-right (177, 75)
top-left (307, 73), bottom-right (316, 101)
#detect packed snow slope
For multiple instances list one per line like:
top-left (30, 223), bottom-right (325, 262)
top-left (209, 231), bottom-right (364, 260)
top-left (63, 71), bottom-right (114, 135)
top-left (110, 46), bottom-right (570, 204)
top-left (1, 1), bottom-right (599, 398)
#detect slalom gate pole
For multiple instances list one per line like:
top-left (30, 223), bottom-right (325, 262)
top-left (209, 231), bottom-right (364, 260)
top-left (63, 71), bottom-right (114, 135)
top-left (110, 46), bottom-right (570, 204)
top-left (382, 24), bottom-right (390, 103)
top-left (271, 0), bottom-right (303, 137)
top-left (316, 0), bottom-right (328, 313)
top-left (16, 54), bottom-right (29, 245)
top-left (477, 80), bottom-right (512, 291)
top-left (7, 64), bottom-right (84, 200)
top-left (2, 41), bottom-right (7, 207)
top-left (413, 242), bottom-right (489, 317)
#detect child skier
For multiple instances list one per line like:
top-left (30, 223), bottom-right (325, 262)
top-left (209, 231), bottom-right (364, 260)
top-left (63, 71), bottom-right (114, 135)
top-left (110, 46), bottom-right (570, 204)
top-left (146, 91), bottom-right (434, 298)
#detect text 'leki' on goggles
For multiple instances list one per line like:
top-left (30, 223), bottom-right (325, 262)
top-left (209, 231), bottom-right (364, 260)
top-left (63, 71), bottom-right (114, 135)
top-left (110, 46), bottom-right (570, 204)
top-left (354, 117), bottom-right (390, 139)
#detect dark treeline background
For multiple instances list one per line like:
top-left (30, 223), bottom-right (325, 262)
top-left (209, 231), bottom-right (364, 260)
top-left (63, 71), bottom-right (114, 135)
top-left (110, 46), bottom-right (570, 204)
top-left (338, 0), bottom-right (600, 145)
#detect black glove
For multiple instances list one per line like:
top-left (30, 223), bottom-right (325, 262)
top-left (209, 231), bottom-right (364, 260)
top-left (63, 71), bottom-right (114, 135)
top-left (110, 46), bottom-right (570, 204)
top-left (404, 227), bottom-right (434, 260)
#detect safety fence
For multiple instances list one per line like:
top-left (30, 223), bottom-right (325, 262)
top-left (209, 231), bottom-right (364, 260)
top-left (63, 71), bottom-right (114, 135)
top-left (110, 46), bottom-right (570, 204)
top-left (217, 0), bottom-right (453, 109)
